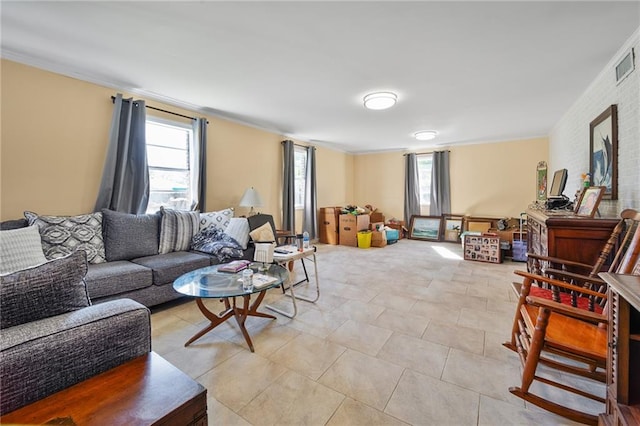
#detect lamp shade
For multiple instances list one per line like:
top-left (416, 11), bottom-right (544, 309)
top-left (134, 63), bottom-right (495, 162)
top-left (239, 187), bottom-right (263, 208)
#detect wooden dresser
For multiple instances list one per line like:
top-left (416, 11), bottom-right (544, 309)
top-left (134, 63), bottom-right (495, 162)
top-left (599, 273), bottom-right (640, 426)
top-left (526, 208), bottom-right (620, 265)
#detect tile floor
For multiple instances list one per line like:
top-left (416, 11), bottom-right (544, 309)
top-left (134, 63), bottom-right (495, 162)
top-left (151, 240), bottom-right (603, 425)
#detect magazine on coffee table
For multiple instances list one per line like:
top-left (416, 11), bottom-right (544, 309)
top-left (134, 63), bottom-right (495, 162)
top-left (217, 260), bottom-right (251, 273)
top-left (252, 273), bottom-right (279, 289)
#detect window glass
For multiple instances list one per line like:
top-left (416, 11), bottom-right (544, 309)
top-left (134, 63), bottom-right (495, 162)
top-left (294, 147), bottom-right (307, 209)
top-left (145, 118), bottom-right (194, 213)
top-left (417, 154), bottom-right (433, 207)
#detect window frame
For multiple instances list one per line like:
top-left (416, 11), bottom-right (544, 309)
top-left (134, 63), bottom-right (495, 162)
top-left (293, 146), bottom-right (307, 210)
top-left (417, 153), bottom-right (433, 210)
top-left (145, 116), bottom-right (195, 213)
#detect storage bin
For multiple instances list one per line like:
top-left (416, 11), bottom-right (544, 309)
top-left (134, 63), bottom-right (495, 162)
top-left (357, 231), bottom-right (372, 248)
top-left (385, 229), bottom-right (399, 244)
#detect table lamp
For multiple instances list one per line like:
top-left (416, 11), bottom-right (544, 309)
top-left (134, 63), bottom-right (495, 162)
top-left (239, 187), bottom-right (263, 216)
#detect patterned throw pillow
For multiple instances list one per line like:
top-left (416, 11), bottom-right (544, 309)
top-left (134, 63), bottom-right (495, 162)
top-left (0, 250), bottom-right (90, 329)
top-left (199, 208), bottom-right (234, 231)
top-left (24, 211), bottom-right (106, 264)
top-left (225, 218), bottom-right (250, 249)
top-left (158, 208), bottom-right (200, 254)
top-left (0, 226), bottom-right (48, 275)
top-left (191, 226), bottom-right (243, 262)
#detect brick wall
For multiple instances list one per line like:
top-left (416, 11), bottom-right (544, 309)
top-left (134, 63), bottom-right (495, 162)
top-left (549, 28), bottom-right (639, 215)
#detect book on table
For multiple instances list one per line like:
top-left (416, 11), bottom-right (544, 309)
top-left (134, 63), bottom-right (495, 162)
top-left (252, 273), bottom-right (279, 289)
top-left (217, 260), bottom-right (251, 273)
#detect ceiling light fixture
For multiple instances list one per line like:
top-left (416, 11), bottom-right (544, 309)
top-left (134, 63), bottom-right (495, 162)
top-left (363, 92), bottom-right (397, 110)
top-left (413, 130), bottom-right (438, 141)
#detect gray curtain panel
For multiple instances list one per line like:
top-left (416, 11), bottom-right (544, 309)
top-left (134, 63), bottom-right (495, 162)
top-left (192, 117), bottom-right (207, 211)
top-left (94, 94), bottom-right (149, 214)
top-left (404, 153), bottom-right (420, 225)
top-left (282, 140), bottom-right (296, 233)
top-left (430, 150), bottom-right (451, 216)
top-left (303, 146), bottom-right (318, 239)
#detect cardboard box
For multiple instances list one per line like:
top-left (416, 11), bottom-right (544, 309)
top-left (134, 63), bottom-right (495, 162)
top-left (319, 207), bottom-right (341, 245)
top-left (371, 230), bottom-right (387, 247)
top-left (339, 214), bottom-right (370, 247)
top-left (370, 210), bottom-right (385, 224)
top-left (370, 222), bottom-right (384, 231)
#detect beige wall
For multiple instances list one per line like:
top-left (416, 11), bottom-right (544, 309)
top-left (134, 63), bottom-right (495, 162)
top-left (353, 137), bottom-right (548, 220)
top-left (449, 138), bottom-right (548, 217)
top-left (1, 59), bottom-right (546, 227)
top-left (0, 59), bottom-right (354, 229)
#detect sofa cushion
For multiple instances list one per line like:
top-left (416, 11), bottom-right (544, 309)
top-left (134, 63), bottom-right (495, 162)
top-left (0, 251), bottom-right (90, 329)
top-left (199, 208), bottom-right (234, 231)
top-left (0, 226), bottom-right (48, 275)
top-left (131, 251), bottom-right (210, 285)
top-left (0, 299), bottom-right (150, 415)
top-left (191, 226), bottom-right (244, 263)
top-left (24, 211), bottom-right (106, 264)
top-left (102, 209), bottom-right (160, 261)
top-left (85, 261), bottom-right (153, 299)
top-left (225, 217), bottom-right (250, 249)
top-left (158, 208), bottom-right (200, 254)
top-left (0, 218), bottom-right (28, 230)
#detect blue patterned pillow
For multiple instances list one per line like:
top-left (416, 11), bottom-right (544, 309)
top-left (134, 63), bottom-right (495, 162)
top-left (191, 226), bottom-right (243, 262)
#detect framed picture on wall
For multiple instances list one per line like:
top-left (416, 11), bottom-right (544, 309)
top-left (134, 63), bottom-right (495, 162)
top-left (589, 104), bottom-right (618, 200)
top-left (409, 215), bottom-right (442, 241)
top-left (574, 186), bottom-right (605, 218)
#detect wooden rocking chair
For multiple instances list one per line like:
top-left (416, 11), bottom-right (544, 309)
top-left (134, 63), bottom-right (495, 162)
top-left (504, 209), bottom-right (640, 425)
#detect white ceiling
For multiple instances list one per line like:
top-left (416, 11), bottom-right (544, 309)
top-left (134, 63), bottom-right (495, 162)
top-left (2, 1), bottom-right (639, 153)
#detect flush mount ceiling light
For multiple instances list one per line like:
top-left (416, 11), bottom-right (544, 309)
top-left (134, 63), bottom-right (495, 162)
top-left (363, 92), bottom-right (397, 110)
top-left (413, 130), bottom-right (438, 141)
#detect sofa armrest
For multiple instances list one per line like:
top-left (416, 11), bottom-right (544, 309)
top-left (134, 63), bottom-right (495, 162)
top-left (0, 298), bottom-right (151, 415)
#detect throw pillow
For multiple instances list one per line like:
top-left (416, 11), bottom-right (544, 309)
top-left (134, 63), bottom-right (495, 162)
top-left (199, 208), bottom-right (234, 231)
top-left (225, 218), bottom-right (250, 249)
top-left (102, 209), bottom-right (160, 261)
top-left (0, 226), bottom-right (48, 275)
top-left (249, 222), bottom-right (275, 243)
top-left (158, 208), bottom-right (200, 254)
top-left (0, 250), bottom-right (90, 329)
top-left (191, 226), bottom-right (244, 262)
top-left (24, 211), bottom-right (106, 264)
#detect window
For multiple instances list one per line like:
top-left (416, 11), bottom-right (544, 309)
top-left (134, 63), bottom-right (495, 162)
top-left (145, 117), bottom-right (195, 213)
top-left (417, 154), bottom-right (433, 207)
top-left (294, 146), bottom-right (307, 209)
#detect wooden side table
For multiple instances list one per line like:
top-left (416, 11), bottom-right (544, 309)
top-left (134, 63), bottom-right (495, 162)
top-left (1, 352), bottom-right (207, 425)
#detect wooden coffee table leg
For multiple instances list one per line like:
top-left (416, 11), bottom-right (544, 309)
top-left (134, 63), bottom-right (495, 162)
top-left (185, 298), bottom-right (234, 347)
top-left (234, 295), bottom-right (256, 352)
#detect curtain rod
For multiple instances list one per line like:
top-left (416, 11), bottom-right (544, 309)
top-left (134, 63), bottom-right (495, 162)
top-left (111, 96), bottom-right (208, 123)
top-left (403, 150), bottom-right (450, 156)
top-left (281, 140), bottom-right (315, 149)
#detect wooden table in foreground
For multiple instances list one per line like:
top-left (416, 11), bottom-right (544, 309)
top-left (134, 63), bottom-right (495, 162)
top-left (598, 273), bottom-right (640, 426)
top-left (1, 352), bottom-right (207, 426)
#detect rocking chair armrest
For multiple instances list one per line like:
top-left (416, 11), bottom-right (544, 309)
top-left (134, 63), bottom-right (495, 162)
top-left (515, 270), bottom-right (608, 299)
top-left (525, 295), bottom-right (608, 325)
top-left (526, 253), bottom-right (594, 272)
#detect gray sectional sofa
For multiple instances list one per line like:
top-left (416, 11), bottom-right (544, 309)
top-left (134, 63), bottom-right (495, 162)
top-left (0, 251), bottom-right (152, 415)
top-left (1, 208), bottom-right (254, 308)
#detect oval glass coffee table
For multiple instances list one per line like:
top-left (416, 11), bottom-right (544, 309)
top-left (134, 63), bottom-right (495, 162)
top-left (173, 263), bottom-right (288, 352)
